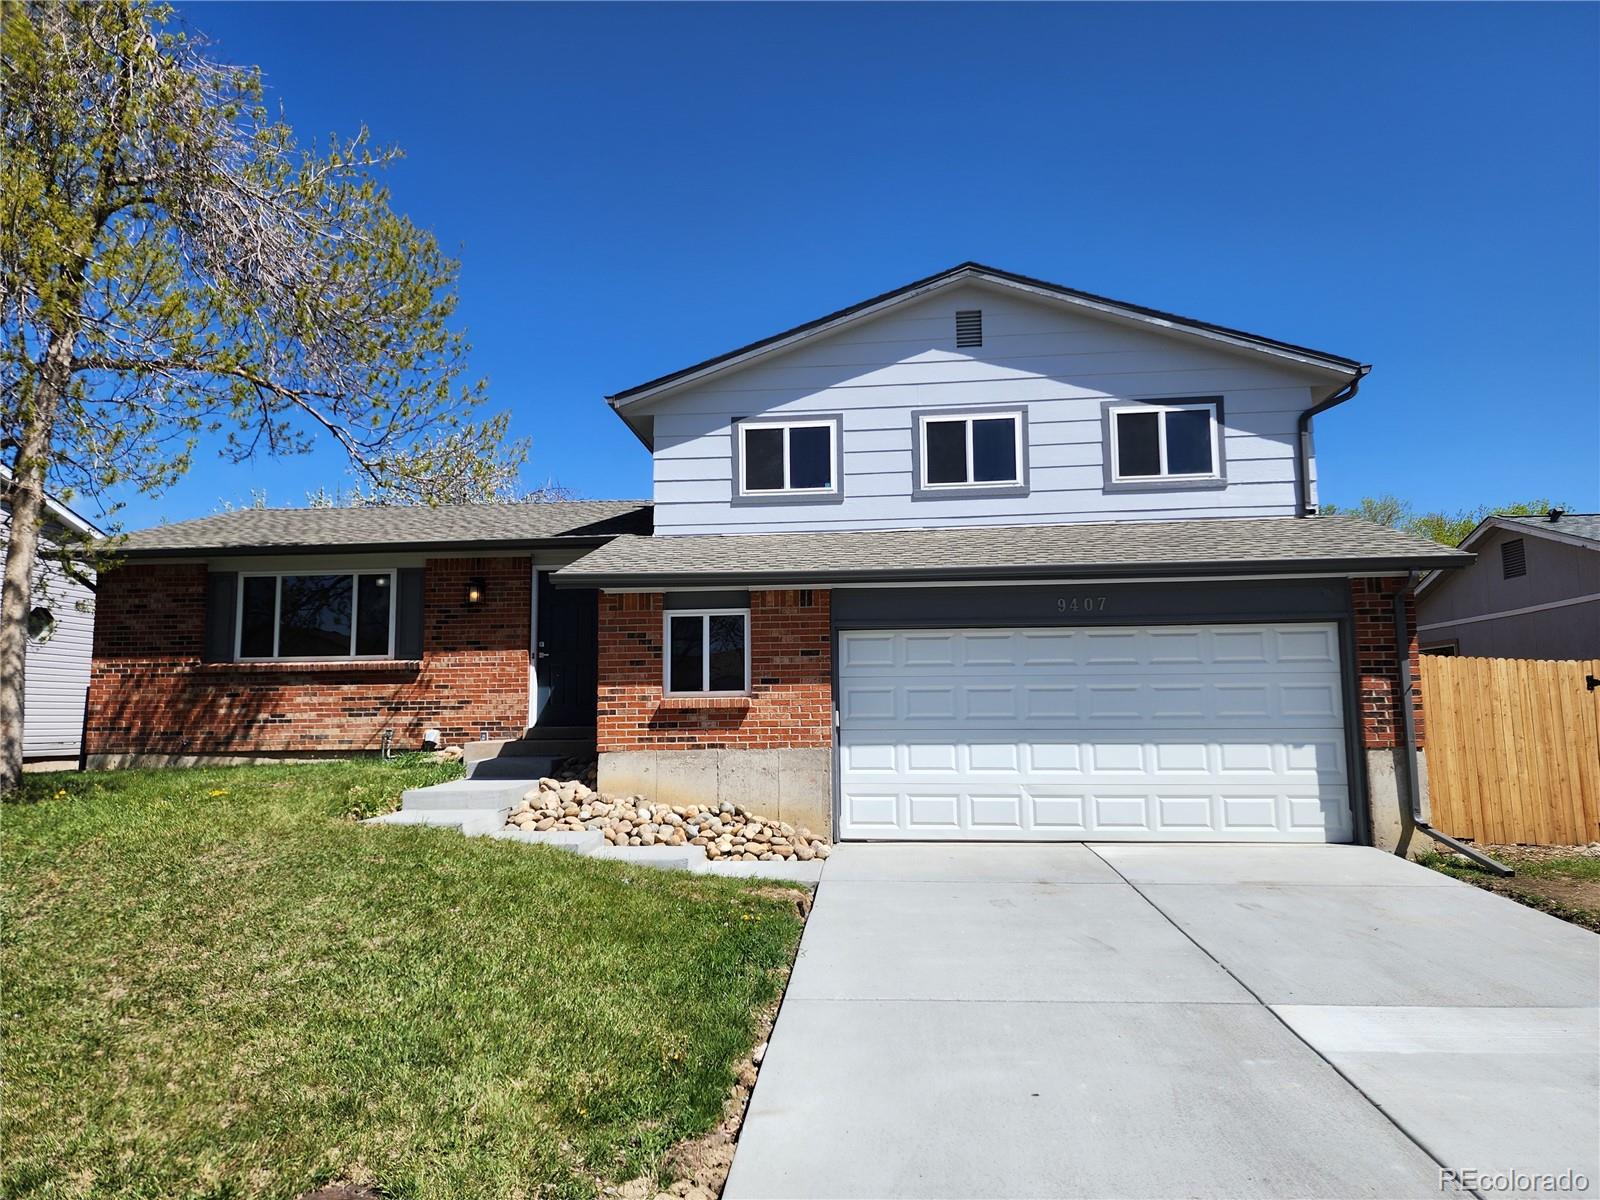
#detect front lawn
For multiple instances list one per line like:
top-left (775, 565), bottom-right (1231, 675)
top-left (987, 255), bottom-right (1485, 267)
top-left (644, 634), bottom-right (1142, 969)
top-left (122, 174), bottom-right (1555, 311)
top-left (2, 760), bottom-right (807, 1199)
top-left (1420, 845), bottom-right (1600, 932)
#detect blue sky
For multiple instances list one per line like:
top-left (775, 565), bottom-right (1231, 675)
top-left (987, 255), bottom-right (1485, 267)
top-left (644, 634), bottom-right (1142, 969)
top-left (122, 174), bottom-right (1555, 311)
top-left (127, 1), bottom-right (1598, 528)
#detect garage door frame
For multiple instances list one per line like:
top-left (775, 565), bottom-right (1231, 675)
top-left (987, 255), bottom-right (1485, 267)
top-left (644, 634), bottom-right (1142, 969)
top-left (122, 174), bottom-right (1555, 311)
top-left (829, 578), bottom-right (1369, 845)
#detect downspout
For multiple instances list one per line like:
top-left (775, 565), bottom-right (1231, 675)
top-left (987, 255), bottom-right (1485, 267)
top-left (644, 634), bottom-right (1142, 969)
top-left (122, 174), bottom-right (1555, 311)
top-left (1392, 570), bottom-right (1513, 876)
top-left (1296, 365), bottom-right (1371, 517)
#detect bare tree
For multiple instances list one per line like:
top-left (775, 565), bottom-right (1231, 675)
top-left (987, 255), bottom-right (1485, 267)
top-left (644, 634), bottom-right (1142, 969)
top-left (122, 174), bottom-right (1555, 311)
top-left (0, 2), bottom-right (523, 791)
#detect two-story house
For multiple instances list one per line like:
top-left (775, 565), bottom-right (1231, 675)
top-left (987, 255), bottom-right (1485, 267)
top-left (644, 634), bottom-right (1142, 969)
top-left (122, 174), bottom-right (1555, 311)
top-left (88, 264), bottom-right (1468, 849)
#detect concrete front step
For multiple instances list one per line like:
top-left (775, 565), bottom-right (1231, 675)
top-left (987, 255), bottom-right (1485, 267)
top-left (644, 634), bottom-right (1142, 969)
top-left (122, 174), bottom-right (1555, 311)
top-left (488, 827), bottom-right (606, 853)
top-left (367, 807), bottom-right (509, 837)
top-left (468, 756), bottom-right (564, 781)
top-left (588, 843), bottom-right (708, 872)
top-left (401, 777), bottom-right (532, 812)
top-left (464, 733), bottom-right (598, 780)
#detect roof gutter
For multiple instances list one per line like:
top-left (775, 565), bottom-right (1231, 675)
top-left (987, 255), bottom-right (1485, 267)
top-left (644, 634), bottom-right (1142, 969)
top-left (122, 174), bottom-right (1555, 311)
top-left (553, 553), bottom-right (1472, 590)
top-left (1296, 365), bottom-right (1371, 517)
top-left (1391, 570), bottom-right (1512, 876)
top-left (113, 535), bottom-right (629, 561)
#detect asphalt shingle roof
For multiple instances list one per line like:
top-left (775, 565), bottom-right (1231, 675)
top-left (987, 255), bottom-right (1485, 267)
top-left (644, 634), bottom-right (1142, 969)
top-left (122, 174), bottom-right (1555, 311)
top-left (552, 515), bottom-right (1470, 587)
top-left (1502, 513), bottom-right (1600, 545)
top-left (116, 500), bottom-right (652, 557)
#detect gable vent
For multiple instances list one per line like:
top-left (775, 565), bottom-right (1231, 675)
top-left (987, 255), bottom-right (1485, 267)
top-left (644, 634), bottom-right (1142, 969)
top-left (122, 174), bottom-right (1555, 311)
top-left (1501, 538), bottom-right (1527, 579)
top-left (955, 309), bottom-right (983, 348)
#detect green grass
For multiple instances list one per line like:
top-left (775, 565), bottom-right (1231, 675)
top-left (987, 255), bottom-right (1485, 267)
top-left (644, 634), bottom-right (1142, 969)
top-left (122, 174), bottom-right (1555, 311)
top-left (1502, 854), bottom-right (1600, 882)
top-left (2, 760), bottom-right (807, 1199)
top-left (1418, 849), bottom-right (1600, 933)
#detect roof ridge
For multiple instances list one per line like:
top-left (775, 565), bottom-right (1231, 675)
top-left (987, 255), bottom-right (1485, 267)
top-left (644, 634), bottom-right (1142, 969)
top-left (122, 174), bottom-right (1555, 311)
top-left (607, 262), bottom-right (1365, 408)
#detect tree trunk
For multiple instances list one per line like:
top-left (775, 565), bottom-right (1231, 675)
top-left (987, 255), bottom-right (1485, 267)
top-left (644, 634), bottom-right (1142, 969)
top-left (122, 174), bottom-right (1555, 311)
top-left (0, 335), bottom-right (70, 795)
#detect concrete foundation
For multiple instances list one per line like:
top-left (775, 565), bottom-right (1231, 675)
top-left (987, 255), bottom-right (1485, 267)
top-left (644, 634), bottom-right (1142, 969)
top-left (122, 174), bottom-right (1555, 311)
top-left (600, 748), bottom-right (833, 838)
top-left (1366, 746), bottom-right (1432, 858)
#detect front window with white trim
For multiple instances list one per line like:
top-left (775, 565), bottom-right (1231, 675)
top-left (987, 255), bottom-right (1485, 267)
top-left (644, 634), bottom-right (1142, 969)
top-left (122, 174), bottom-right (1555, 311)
top-left (664, 608), bottom-right (749, 695)
top-left (237, 570), bottom-right (396, 661)
top-left (737, 419), bottom-right (837, 496)
top-left (1109, 400), bottom-right (1221, 481)
top-left (917, 411), bottom-right (1024, 489)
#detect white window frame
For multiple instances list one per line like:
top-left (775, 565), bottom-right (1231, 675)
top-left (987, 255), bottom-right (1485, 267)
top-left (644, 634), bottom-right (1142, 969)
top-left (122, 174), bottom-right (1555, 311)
top-left (235, 569), bottom-right (398, 662)
top-left (737, 419), bottom-right (838, 497)
top-left (662, 608), bottom-right (751, 697)
top-left (1108, 400), bottom-right (1222, 483)
top-left (916, 411), bottom-right (1024, 490)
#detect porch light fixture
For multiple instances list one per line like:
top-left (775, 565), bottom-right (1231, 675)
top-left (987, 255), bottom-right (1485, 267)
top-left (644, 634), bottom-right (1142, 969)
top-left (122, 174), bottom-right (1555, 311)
top-left (465, 576), bottom-right (487, 606)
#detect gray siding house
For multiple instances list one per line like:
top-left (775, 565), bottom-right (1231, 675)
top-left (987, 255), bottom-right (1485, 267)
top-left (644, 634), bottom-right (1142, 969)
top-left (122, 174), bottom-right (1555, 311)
top-left (0, 469), bottom-right (103, 762)
top-left (1416, 512), bottom-right (1600, 660)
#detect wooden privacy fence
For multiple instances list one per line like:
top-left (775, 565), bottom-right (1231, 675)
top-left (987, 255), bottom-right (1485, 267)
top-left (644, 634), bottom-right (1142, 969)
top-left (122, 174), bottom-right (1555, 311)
top-left (1420, 655), bottom-right (1600, 846)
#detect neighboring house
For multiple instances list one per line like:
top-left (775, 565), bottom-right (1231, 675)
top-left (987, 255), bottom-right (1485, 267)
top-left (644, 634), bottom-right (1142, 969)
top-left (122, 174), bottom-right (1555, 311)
top-left (1416, 510), bottom-right (1600, 659)
top-left (1, 467), bottom-right (104, 763)
top-left (88, 263), bottom-right (1468, 849)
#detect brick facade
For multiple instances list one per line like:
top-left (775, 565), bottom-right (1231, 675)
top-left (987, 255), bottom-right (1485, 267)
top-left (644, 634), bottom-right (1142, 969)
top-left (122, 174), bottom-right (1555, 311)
top-left (597, 589), bottom-right (833, 751)
top-left (1351, 575), bottom-right (1424, 751)
top-left (86, 562), bottom-right (1420, 768)
top-left (85, 556), bottom-right (530, 758)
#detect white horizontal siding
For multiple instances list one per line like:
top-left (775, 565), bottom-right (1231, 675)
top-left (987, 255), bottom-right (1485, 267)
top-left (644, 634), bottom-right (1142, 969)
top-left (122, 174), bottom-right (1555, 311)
top-left (640, 284), bottom-right (1321, 535)
top-left (0, 508), bottom-right (95, 758)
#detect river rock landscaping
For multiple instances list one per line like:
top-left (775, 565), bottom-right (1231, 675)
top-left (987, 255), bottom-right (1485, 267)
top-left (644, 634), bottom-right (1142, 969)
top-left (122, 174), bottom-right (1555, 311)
top-left (506, 778), bottom-right (832, 863)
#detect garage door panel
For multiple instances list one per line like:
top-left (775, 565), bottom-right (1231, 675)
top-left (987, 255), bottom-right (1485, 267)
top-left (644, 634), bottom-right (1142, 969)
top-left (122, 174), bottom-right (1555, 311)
top-left (840, 633), bottom-right (896, 669)
top-left (839, 626), bottom-right (1339, 678)
top-left (1030, 743), bottom-right (1083, 773)
top-left (845, 733), bottom-right (1346, 786)
top-left (843, 675), bottom-right (1346, 731)
top-left (836, 783), bottom-right (1352, 841)
top-left (1020, 631), bottom-right (1077, 665)
top-left (907, 793), bottom-right (959, 829)
top-left (1156, 793), bottom-right (1215, 831)
top-left (837, 623), bottom-right (1352, 843)
top-left (1280, 681), bottom-right (1342, 720)
top-left (840, 684), bottom-right (896, 722)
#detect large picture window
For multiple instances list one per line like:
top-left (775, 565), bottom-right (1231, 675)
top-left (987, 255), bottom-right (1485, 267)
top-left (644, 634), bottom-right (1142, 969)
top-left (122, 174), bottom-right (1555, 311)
top-left (236, 571), bottom-right (396, 661)
top-left (664, 609), bottom-right (749, 695)
top-left (737, 418), bottom-right (838, 496)
top-left (1109, 400), bottom-right (1221, 482)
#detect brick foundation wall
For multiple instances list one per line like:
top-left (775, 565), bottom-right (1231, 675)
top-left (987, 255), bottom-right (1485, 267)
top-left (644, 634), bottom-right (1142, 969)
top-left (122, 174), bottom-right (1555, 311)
top-left (1351, 575), bottom-right (1424, 750)
top-left (85, 556), bottom-right (530, 757)
top-left (597, 589), bottom-right (833, 751)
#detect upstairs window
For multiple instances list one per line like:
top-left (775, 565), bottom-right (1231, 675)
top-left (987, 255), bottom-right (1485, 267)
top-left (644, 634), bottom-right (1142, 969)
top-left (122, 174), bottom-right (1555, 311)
top-left (237, 571), bottom-right (395, 661)
top-left (916, 410), bottom-right (1025, 491)
top-left (664, 609), bottom-right (749, 695)
top-left (1501, 538), bottom-right (1527, 579)
top-left (737, 418), bottom-right (838, 497)
top-left (1109, 400), bottom-right (1221, 482)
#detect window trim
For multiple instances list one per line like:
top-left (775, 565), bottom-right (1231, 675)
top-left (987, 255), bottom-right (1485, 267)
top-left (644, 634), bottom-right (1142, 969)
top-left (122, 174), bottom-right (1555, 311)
top-left (1101, 397), bottom-right (1228, 493)
top-left (910, 406), bottom-right (1030, 499)
top-left (731, 415), bottom-right (844, 506)
top-left (661, 607), bottom-right (752, 697)
top-left (234, 569), bottom-right (398, 663)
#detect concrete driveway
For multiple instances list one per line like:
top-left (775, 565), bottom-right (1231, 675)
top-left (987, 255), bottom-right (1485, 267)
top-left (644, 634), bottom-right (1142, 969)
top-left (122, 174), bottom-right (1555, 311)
top-left (725, 844), bottom-right (1599, 1199)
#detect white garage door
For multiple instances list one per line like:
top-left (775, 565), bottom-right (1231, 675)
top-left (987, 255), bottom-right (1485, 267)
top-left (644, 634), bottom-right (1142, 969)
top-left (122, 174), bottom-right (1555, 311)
top-left (837, 623), bottom-right (1352, 842)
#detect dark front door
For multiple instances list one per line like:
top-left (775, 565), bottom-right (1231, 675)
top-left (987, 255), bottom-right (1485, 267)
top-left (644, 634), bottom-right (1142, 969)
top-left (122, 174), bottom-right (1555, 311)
top-left (535, 573), bottom-right (599, 728)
